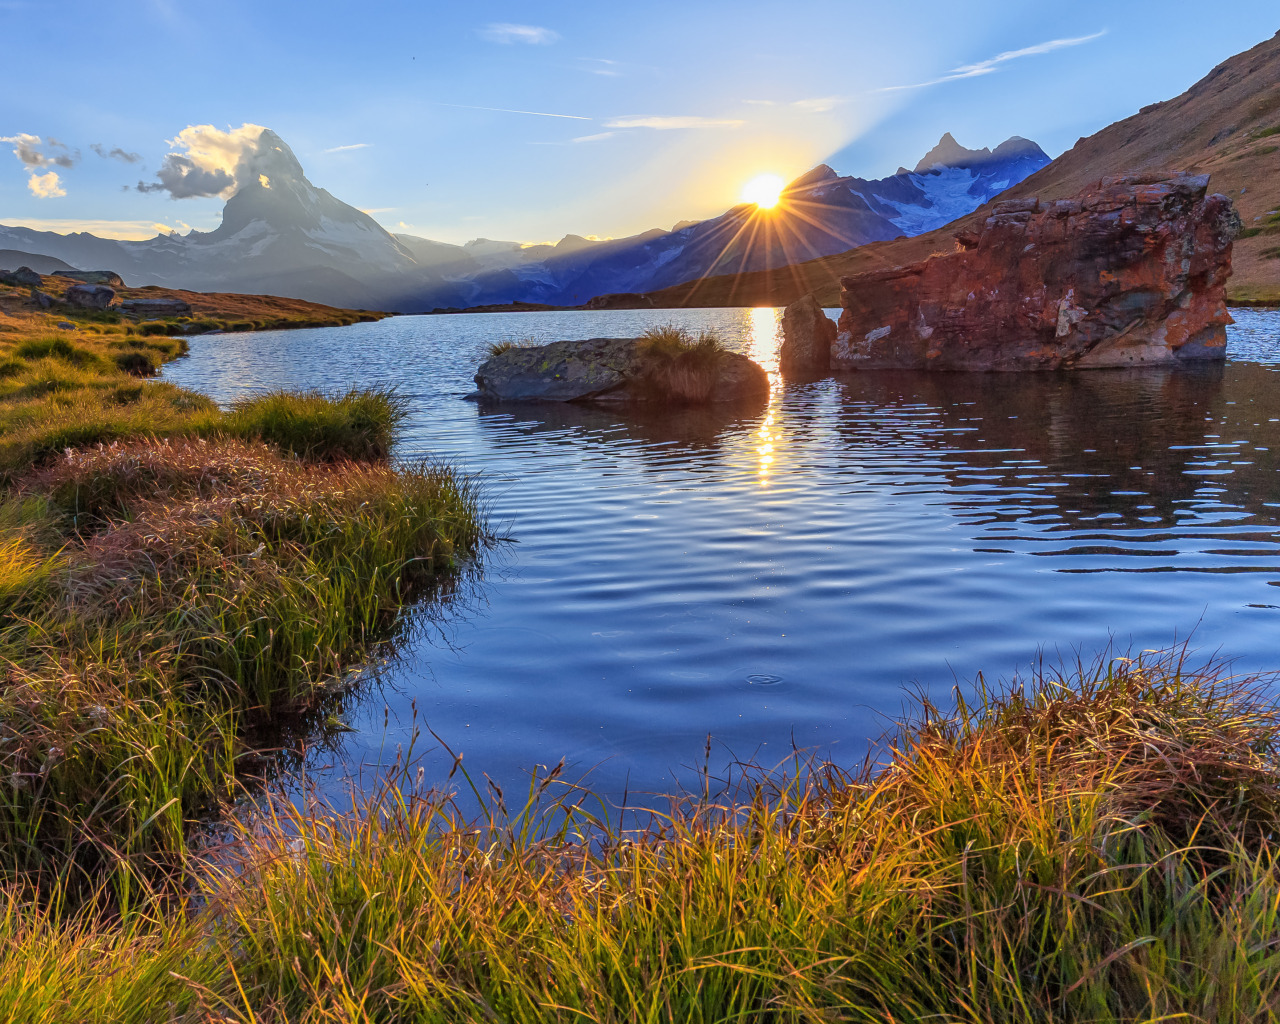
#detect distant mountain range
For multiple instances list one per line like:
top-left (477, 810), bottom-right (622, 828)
top-left (0, 130), bottom-right (1049, 312)
top-left (640, 29), bottom-right (1280, 308)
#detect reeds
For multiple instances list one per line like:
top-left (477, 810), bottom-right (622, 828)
top-left (5, 651), bottom-right (1280, 1021)
top-left (637, 325), bottom-right (727, 403)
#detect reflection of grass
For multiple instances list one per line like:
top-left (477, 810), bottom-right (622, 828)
top-left (637, 324), bottom-right (727, 402)
top-left (11, 650), bottom-right (1280, 1020)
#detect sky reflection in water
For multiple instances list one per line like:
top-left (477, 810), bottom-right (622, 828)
top-left (163, 307), bottom-right (1280, 812)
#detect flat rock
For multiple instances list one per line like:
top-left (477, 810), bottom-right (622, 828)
top-left (472, 336), bottom-right (769, 404)
top-left (835, 172), bottom-right (1240, 371)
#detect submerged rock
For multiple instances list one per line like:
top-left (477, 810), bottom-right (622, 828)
top-left (779, 294), bottom-right (837, 373)
top-left (835, 172), bottom-right (1240, 371)
top-left (472, 337), bottom-right (769, 404)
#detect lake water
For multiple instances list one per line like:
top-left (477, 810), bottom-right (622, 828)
top-left (163, 307), bottom-right (1280, 808)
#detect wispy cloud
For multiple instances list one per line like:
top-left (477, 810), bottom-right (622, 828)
top-left (2, 133), bottom-right (78, 169)
top-left (604, 115), bottom-right (743, 130)
top-left (579, 58), bottom-right (621, 77)
top-left (324, 142), bottom-right (371, 153)
top-left (480, 23), bottom-right (559, 45)
top-left (572, 131), bottom-right (617, 143)
top-left (439, 102), bottom-right (590, 120)
top-left (878, 30), bottom-right (1106, 92)
top-left (91, 143), bottom-right (142, 164)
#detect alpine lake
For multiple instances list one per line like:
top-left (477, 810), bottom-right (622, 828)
top-left (163, 306), bottom-right (1280, 812)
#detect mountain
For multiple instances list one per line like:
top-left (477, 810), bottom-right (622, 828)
top-left (0, 129), bottom-right (1047, 312)
top-left (0, 130), bottom-right (425, 309)
top-left (393, 134), bottom-right (1048, 308)
top-left (644, 29), bottom-right (1280, 308)
top-left (0, 249), bottom-right (78, 275)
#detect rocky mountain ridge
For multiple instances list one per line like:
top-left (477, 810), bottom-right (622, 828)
top-left (0, 131), bottom-right (1048, 312)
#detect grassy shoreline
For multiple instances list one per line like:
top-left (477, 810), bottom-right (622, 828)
top-left (4, 314), bottom-right (1280, 1021)
top-left (3, 651), bottom-right (1279, 1021)
top-left (0, 316), bottom-right (486, 895)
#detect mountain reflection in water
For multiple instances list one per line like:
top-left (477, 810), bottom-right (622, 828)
top-left (163, 307), bottom-right (1280, 811)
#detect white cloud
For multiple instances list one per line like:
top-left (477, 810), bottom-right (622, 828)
top-left (572, 131), bottom-right (617, 143)
top-left (878, 31), bottom-right (1106, 92)
top-left (27, 170), bottom-right (65, 198)
top-left (2, 132), bottom-right (77, 168)
top-left (480, 23), bottom-right (559, 45)
top-left (604, 116), bottom-right (743, 130)
top-left (137, 122), bottom-right (265, 198)
top-left (325, 143), bottom-right (371, 153)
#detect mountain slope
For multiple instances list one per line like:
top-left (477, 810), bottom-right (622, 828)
top-left (399, 135), bottom-right (1048, 309)
top-left (645, 30), bottom-right (1280, 308)
top-left (0, 130), bottom-right (427, 309)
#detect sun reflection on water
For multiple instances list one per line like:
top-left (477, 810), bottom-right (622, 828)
top-left (747, 307), bottom-right (784, 486)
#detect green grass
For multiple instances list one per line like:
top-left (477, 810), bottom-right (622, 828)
top-left (6, 651), bottom-right (1280, 1021)
top-left (636, 325), bottom-right (728, 402)
top-left (0, 329), bottom-right (487, 894)
top-left (224, 387), bottom-right (409, 461)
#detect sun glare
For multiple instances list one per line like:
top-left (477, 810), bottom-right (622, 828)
top-left (741, 173), bottom-right (785, 210)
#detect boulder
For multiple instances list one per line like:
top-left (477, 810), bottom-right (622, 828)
top-left (31, 290), bottom-right (53, 309)
top-left (64, 284), bottom-right (117, 310)
top-left (55, 321), bottom-right (77, 331)
top-left (835, 172), bottom-right (1240, 371)
top-left (61, 270), bottom-right (125, 288)
top-left (8, 266), bottom-right (42, 288)
top-left (472, 337), bottom-right (769, 404)
top-left (120, 298), bottom-right (192, 317)
top-left (779, 294), bottom-right (837, 372)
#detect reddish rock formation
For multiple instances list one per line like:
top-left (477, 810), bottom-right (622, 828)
top-left (779, 293), bottom-right (836, 373)
top-left (833, 173), bottom-right (1240, 371)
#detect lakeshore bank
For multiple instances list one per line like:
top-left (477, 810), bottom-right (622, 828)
top-left (1, 305), bottom-right (1279, 1021)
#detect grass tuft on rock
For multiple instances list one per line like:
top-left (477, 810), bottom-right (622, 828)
top-left (637, 324), bottom-right (727, 402)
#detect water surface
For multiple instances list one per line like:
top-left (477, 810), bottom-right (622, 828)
top-left (164, 307), bottom-right (1280, 805)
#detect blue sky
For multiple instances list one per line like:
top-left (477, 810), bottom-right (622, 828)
top-left (2, 1), bottom-right (1275, 244)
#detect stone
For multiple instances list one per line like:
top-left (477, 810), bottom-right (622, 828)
top-left (64, 284), bottom-right (117, 310)
top-left (55, 321), bottom-right (77, 331)
top-left (9, 266), bottom-right (42, 288)
top-left (31, 290), bottom-right (53, 309)
top-left (835, 172), bottom-right (1239, 371)
top-left (472, 336), bottom-right (769, 404)
top-left (61, 270), bottom-right (125, 288)
top-left (119, 298), bottom-right (192, 317)
top-left (779, 294), bottom-right (837, 373)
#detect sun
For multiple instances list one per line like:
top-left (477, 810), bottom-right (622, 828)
top-left (741, 173), bottom-right (785, 210)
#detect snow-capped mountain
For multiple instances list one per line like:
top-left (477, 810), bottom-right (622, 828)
top-left (0, 131), bottom-right (1048, 311)
top-left (394, 134), bottom-right (1050, 308)
top-left (0, 130), bottom-right (423, 309)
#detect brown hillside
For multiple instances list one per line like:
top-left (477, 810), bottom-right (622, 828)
top-left (648, 30), bottom-right (1280, 308)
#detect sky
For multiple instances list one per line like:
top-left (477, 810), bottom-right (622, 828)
top-left (1, 1), bottom-right (1276, 245)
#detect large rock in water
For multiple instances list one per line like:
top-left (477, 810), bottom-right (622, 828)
top-left (834, 172), bottom-right (1240, 371)
top-left (472, 337), bottom-right (769, 404)
top-left (779, 294), bottom-right (836, 373)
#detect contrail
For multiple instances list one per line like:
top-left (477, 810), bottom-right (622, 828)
top-left (438, 103), bottom-right (591, 120)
